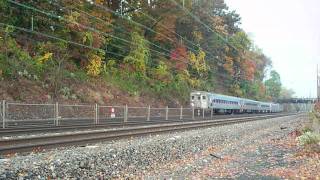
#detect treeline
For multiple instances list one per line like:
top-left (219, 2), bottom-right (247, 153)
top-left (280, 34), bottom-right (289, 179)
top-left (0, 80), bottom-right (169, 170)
top-left (0, 0), bottom-right (289, 103)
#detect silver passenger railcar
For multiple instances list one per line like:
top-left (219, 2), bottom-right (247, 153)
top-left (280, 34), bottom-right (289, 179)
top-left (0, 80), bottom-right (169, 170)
top-left (190, 91), bottom-right (282, 114)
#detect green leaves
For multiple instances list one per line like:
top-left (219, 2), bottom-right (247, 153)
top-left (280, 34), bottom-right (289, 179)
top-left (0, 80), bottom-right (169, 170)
top-left (265, 70), bottom-right (282, 100)
top-left (123, 32), bottom-right (150, 76)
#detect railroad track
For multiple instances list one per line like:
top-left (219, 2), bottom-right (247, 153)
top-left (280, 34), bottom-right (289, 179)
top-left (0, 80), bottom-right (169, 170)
top-left (0, 113), bottom-right (277, 136)
top-left (0, 113), bottom-right (300, 155)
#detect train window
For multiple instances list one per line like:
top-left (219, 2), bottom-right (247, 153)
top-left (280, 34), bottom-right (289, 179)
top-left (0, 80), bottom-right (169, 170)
top-left (192, 96), bottom-right (194, 100)
top-left (198, 96), bottom-right (201, 100)
top-left (202, 96), bottom-right (206, 100)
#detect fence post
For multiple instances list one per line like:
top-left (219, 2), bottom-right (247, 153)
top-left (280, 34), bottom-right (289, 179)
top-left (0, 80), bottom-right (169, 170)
top-left (211, 108), bottom-right (213, 119)
top-left (180, 106), bottom-right (183, 120)
top-left (124, 104), bottom-right (128, 123)
top-left (192, 107), bottom-right (194, 120)
top-left (55, 102), bottom-right (59, 126)
top-left (202, 108), bottom-right (205, 119)
top-left (2, 100), bottom-right (5, 129)
top-left (165, 106), bottom-right (169, 120)
top-left (147, 105), bottom-right (150, 121)
top-left (95, 103), bottom-right (98, 125)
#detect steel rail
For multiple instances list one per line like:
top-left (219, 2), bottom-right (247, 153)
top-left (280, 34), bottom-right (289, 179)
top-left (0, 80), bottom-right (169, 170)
top-left (0, 113), bottom-right (300, 154)
top-left (0, 114), bottom-right (287, 136)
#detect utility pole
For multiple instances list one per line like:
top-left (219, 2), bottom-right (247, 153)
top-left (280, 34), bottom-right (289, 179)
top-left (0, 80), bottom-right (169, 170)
top-left (317, 64), bottom-right (320, 101)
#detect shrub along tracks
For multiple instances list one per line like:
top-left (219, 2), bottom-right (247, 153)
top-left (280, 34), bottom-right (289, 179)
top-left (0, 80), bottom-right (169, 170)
top-left (0, 113), bottom-right (299, 155)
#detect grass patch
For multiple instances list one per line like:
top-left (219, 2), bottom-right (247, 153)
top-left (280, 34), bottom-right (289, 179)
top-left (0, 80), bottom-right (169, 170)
top-left (297, 131), bottom-right (320, 146)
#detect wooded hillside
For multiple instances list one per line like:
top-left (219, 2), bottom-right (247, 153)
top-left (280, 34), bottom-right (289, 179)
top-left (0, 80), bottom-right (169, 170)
top-left (0, 0), bottom-right (287, 105)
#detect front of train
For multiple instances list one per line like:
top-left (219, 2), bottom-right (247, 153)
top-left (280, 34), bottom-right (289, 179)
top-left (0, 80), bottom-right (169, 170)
top-left (190, 91), bottom-right (209, 109)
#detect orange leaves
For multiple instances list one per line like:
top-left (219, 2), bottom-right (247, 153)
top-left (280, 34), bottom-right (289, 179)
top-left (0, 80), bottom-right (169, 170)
top-left (223, 56), bottom-right (234, 76)
top-left (154, 14), bottom-right (177, 43)
top-left (170, 45), bottom-right (188, 72)
top-left (211, 16), bottom-right (228, 36)
top-left (243, 60), bottom-right (256, 81)
top-left (95, 0), bottom-right (104, 4)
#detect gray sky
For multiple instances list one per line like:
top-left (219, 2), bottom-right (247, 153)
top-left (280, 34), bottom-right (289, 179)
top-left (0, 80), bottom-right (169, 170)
top-left (224, 0), bottom-right (320, 98)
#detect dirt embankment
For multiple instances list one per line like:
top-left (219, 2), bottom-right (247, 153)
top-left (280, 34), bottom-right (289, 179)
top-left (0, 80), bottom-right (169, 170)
top-left (0, 77), bottom-right (177, 107)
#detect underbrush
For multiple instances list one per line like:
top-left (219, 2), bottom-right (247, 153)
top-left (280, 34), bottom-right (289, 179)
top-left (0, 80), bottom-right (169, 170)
top-left (297, 111), bottom-right (320, 150)
top-left (297, 131), bottom-right (320, 146)
top-left (102, 71), bottom-right (190, 105)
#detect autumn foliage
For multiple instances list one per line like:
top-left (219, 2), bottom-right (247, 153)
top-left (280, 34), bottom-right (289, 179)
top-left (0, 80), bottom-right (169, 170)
top-left (0, 0), bottom-right (284, 102)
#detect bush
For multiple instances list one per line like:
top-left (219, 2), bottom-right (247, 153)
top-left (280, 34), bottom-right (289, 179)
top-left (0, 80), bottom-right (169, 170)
top-left (297, 131), bottom-right (320, 146)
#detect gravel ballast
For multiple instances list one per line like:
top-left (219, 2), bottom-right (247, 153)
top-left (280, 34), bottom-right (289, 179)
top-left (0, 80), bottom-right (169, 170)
top-left (0, 114), bottom-right (304, 179)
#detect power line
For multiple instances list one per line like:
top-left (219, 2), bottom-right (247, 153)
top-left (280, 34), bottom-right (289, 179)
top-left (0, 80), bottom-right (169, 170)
top-left (5, 0), bottom-right (238, 78)
top-left (124, 2), bottom-right (226, 65)
top-left (0, 22), bottom-right (126, 58)
top-left (169, 0), bottom-right (240, 53)
top-left (7, 0), bottom-right (172, 58)
top-left (0, 23), bottom-right (241, 92)
top-left (92, 1), bottom-right (178, 45)
top-left (89, 1), bottom-right (226, 64)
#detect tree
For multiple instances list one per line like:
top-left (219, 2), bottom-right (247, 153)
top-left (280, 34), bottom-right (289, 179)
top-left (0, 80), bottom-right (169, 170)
top-left (279, 88), bottom-right (295, 99)
top-left (265, 70), bottom-right (282, 100)
top-left (123, 32), bottom-right (150, 77)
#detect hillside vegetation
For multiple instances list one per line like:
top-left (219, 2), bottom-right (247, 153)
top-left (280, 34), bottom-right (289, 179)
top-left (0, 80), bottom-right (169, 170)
top-left (0, 0), bottom-right (287, 106)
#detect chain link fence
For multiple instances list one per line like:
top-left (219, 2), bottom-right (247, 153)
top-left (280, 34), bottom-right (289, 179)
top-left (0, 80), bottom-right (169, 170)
top-left (0, 100), bottom-right (221, 129)
top-left (5, 102), bottom-right (55, 128)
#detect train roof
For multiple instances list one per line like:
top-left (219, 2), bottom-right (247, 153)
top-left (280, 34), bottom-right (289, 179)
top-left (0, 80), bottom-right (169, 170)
top-left (191, 91), bottom-right (278, 104)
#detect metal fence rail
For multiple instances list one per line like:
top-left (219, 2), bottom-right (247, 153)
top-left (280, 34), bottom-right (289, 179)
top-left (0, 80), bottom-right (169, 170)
top-left (5, 102), bottom-right (55, 128)
top-left (0, 100), bottom-right (220, 129)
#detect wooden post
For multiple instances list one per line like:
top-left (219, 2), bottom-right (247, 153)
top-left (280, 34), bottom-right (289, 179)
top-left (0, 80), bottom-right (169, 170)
top-left (55, 102), bottom-right (59, 126)
top-left (124, 104), bottom-right (128, 123)
top-left (95, 104), bottom-right (98, 125)
top-left (2, 100), bottom-right (5, 129)
top-left (165, 106), bottom-right (169, 120)
top-left (147, 105), bottom-right (150, 121)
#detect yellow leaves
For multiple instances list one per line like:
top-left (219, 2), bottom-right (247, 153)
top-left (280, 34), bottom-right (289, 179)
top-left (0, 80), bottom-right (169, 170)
top-left (36, 52), bottom-right (53, 64)
top-left (192, 31), bottom-right (203, 43)
top-left (188, 49), bottom-right (208, 76)
top-left (223, 56), bottom-right (234, 76)
top-left (212, 16), bottom-right (228, 36)
top-left (152, 62), bottom-right (171, 83)
top-left (95, 0), bottom-right (104, 4)
top-left (189, 52), bottom-right (197, 64)
top-left (177, 70), bottom-right (200, 88)
top-left (66, 11), bottom-right (80, 24)
top-left (82, 32), bottom-right (93, 46)
top-left (86, 53), bottom-right (102, 77)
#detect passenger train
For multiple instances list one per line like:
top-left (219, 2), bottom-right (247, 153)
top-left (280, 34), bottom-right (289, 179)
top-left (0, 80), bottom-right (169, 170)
top-left (190, 91), bottom-right (283, 114)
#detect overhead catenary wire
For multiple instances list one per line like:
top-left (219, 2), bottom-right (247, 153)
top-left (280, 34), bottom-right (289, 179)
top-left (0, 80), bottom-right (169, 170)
top-left (123, 2), bottom-right (222, 60)
top-left (0, 24), bottom-right (242, 94)
top-left (5, 0), bottom-right (234, 74)
top-left (0, 22), bottom-right (235, 81)
top-left (10, 0), bottom-right (226, 67)
top-left (0, 22), bottom-right (200, 71)
top-left (7, 0), bottom-right (172, 58)
top-left (82, 1), bottom-right (224, 63)
top-left (0, 22), bottom-right (126, 58)
top-left (169, 0), bottom-right (240, 53)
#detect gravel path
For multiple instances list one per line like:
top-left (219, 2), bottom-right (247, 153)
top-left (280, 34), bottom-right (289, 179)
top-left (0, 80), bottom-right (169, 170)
top-left (0, 114), bottom-right (305, 179)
